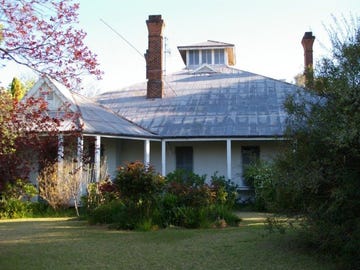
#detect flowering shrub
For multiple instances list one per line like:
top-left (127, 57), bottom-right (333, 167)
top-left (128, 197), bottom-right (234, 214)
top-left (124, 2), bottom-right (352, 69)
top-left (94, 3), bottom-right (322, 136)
top-left (87, 165), bottom-right (240, 230)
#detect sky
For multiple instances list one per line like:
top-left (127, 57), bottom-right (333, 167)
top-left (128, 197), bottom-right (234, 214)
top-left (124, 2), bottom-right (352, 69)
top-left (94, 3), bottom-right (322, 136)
top-left (0, 0), bottom-right (359, 95)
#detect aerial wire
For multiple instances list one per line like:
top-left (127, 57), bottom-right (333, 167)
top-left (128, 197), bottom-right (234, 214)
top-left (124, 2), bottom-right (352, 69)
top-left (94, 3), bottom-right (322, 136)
top-left (100, 18), bottom-right (145, 60)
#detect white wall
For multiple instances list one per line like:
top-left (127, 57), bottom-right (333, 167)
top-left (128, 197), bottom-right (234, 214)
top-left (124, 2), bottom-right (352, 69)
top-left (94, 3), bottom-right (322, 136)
top-left (101, 138), bottom-right (286, 186)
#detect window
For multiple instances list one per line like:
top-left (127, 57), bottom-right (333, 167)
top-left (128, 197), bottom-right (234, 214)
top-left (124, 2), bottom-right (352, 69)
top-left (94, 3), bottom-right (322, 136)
top-left (201, 50), bottom-right (212, 64)
top-left (188, 50), bottom-right (199, 66)
top-left (242, 146), bottom-right (260, 187)
top-left (242, 146), bottom-right (260, 169)
top-left (176, 147), bottom-right (193, 172)
top-left (214, 49), bottom-right (225, 64)
top-left (46, 91), bottom-right (54, 100)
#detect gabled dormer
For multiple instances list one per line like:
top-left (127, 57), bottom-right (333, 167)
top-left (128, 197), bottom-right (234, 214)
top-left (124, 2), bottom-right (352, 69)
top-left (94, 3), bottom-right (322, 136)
top-left (177, 40), bottom-right (236, 69)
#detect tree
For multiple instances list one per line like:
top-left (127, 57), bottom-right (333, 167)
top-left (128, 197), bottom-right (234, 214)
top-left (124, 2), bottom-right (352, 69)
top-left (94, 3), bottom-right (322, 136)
top-left (0, 0), bottom-right (102, 89)
top-left (271, 15), bottom-right (360, 268)
top-left (0, 90), bottom-right (79, 191)
top-left (38, 161), bottom-right (89, 216)
top-left (9, 77), bottom-right (25, 101)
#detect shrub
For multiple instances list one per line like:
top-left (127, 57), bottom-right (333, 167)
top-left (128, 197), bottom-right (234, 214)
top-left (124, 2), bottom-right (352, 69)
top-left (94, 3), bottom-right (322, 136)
top-left (163, 170), bottom-right (240, 228)
top-left (87, 166), bottom-right (241, 230)
top-left (209, 204), bottom-right (241, 227)
top-left (166, 169), bottom-right (206, 187)
top-left (82, 180), bottom-right (120, 211)
top-left (210, 172), bottom-right (238, 208)
top-left (0, 179), bottom-right (37, 219)
top-left (114, 161), bottom-right (165, 205)
top-left (243, 160), bottom-right (276, 211)
top-left (0, 199), bottom-right (32, 219)
top-left (114, 161), bottom-right (165, 222)
top-left (87, 200), bottom-right (125, 225)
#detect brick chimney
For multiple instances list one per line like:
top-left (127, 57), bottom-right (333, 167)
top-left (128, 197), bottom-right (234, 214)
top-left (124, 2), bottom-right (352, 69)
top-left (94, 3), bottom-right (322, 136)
top-left (145, 15), bottom-right (164, 99)
top-left (301, 32), bottom-right (315, 87)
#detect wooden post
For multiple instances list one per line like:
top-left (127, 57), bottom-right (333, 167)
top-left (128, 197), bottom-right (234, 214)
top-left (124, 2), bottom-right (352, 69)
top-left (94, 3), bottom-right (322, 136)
top-left (161, 140), bottom-right (166, 176)
top-left (94, 136), bottom-right (101, 182)
top-left (226, 139), bottom-right (232, 180)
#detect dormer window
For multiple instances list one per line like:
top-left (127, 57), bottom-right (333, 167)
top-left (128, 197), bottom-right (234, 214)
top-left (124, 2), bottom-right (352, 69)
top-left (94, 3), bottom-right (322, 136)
top-left (178, 40), bottom-right (235, 69)
top-left (201, 50), bottom-right (212, 64)
top-left (189, 50), bottom-right (199, 66)
top-left (214, 49), bottom-right (225, 64)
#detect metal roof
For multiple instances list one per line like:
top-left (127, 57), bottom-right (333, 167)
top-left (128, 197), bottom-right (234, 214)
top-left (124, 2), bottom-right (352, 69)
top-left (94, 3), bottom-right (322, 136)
top-left (72, 93), bottom-right (156, 138)
top-left (28, 76), bottom-right (155, 138)
top-left (95, 66), bottom-right (301, 138)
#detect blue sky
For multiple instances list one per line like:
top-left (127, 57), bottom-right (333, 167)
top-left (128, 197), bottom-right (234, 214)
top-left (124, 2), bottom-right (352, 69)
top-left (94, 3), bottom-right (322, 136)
top-left (0, 0), bottom-right (359, 94)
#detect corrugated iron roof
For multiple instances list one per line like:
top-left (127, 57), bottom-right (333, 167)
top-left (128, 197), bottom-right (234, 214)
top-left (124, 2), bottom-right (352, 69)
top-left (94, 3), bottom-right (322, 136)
top-left (72, 93), bottom-right (156, 137)
top-left (28, 76), bottom-right (155, 138)
top-left (96, 66), bottom-right (301, 138)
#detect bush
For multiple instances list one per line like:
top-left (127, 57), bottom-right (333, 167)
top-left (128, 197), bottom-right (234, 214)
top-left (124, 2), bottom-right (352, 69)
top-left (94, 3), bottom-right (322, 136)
top-left (243, 161), bottom-right (276, 211)
top-left (0, 199), bottom-right (32, 218)
top-left (166, 169), bottom-right (207, 187)
top-left (82, 180), bottom-right (120, 211)
top-left (86, 166), bottom-right (240, 230)
top-left (0, 179), bottom-right (38, 219)
top-left (114, 161), bottom-right (165, 206)
top-left (210, 172), bottom-right (238, 208)
top-left (87, 200), bottom-right (125, 225)
top-left (162, 170), bottom-right (240, 228)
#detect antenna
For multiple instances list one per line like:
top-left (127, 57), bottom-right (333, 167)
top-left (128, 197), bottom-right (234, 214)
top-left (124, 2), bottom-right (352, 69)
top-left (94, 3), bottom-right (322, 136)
top-left (164, 37), bottom-right (171, 76)
top-left (100, 18), bottom-right (145, 60)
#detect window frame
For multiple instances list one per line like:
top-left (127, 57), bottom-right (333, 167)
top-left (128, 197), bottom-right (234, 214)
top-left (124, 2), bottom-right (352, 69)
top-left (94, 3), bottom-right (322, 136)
top-left (241, 146), bottom-right (260, 168)
top-left (175, 146), bottom-right (194, 172)
top-left (201, 49), bottom-right (212, 65)
top-left (188, 50), bottom-right (200, 66)
top-left (214, 49), bottom-right (225, 64)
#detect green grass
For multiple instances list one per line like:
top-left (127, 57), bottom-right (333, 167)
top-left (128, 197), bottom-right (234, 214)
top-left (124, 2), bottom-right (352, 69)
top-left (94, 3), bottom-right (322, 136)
top-left (0, 214), bottom-right (336, 270)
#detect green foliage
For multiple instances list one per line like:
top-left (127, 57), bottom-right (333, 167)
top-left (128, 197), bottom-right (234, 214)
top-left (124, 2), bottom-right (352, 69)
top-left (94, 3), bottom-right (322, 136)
top-left (0, 179), bottom-right (38, 218)
top-left (2, 179), bottom-right (37, 201)
top-left (87, 165), bottom-right (240, 230)
top-left (243, 161), bottom-right (276, 211)
top-left (210, 172), bottom-right (238, 208)
top-left (81, 180), bottom-right (119, 211)
top-left (89, 161), bottom-right (166, 230)
top-left (114, 161), bottom-right (165, 205)
top-left (9, 77), bottom-right (25, 101)
top-left (0, 91), bottom-right (17, 157)
top-left (0, 199), bottom-right (33, 219)
top-left (270, 16), bottom-right (360, 268)
top-left (159, 170), bottom-right (240, 228)
top-left (87, 200), bottom-right (126, 226)
top-left (166, 169), bottom-right (206, 187)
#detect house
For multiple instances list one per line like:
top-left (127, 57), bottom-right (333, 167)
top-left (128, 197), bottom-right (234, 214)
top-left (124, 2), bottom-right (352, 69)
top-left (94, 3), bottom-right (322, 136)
top-left (26, 15), bottom-right (315, 196)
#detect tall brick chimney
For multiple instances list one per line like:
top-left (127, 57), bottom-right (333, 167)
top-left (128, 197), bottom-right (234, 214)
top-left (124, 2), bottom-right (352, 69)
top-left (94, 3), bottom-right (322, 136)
top-left (301, 32), bottom-right (315, 87)
top-left (145, 15), bottom-right (164, 99)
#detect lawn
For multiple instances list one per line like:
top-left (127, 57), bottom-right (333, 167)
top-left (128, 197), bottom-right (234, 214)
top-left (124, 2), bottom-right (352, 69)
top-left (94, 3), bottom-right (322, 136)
top-left (0, 213), bottom-right (336, 270)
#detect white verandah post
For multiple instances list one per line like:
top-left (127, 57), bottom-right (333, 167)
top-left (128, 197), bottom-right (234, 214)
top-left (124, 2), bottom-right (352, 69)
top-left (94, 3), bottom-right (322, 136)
top-left (144, 139), bottom-right (150, 167)
top-left (161, 140), bottom-right (166, 176)
top-left (94, 135), bottom-right (101, 182)
top-left (226, 139), bottom-right (232, 180)
top-left (57, 134), bottom-right (64, 177)
top-left (77, 136), bottom-right (84, 195)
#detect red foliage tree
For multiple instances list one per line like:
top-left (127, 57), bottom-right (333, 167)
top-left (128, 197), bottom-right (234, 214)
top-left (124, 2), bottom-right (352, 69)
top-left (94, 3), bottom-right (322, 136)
top-left (0, 90), bottom-right (80, 191)
top-left (0, 0), bottom-right (102, 89)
